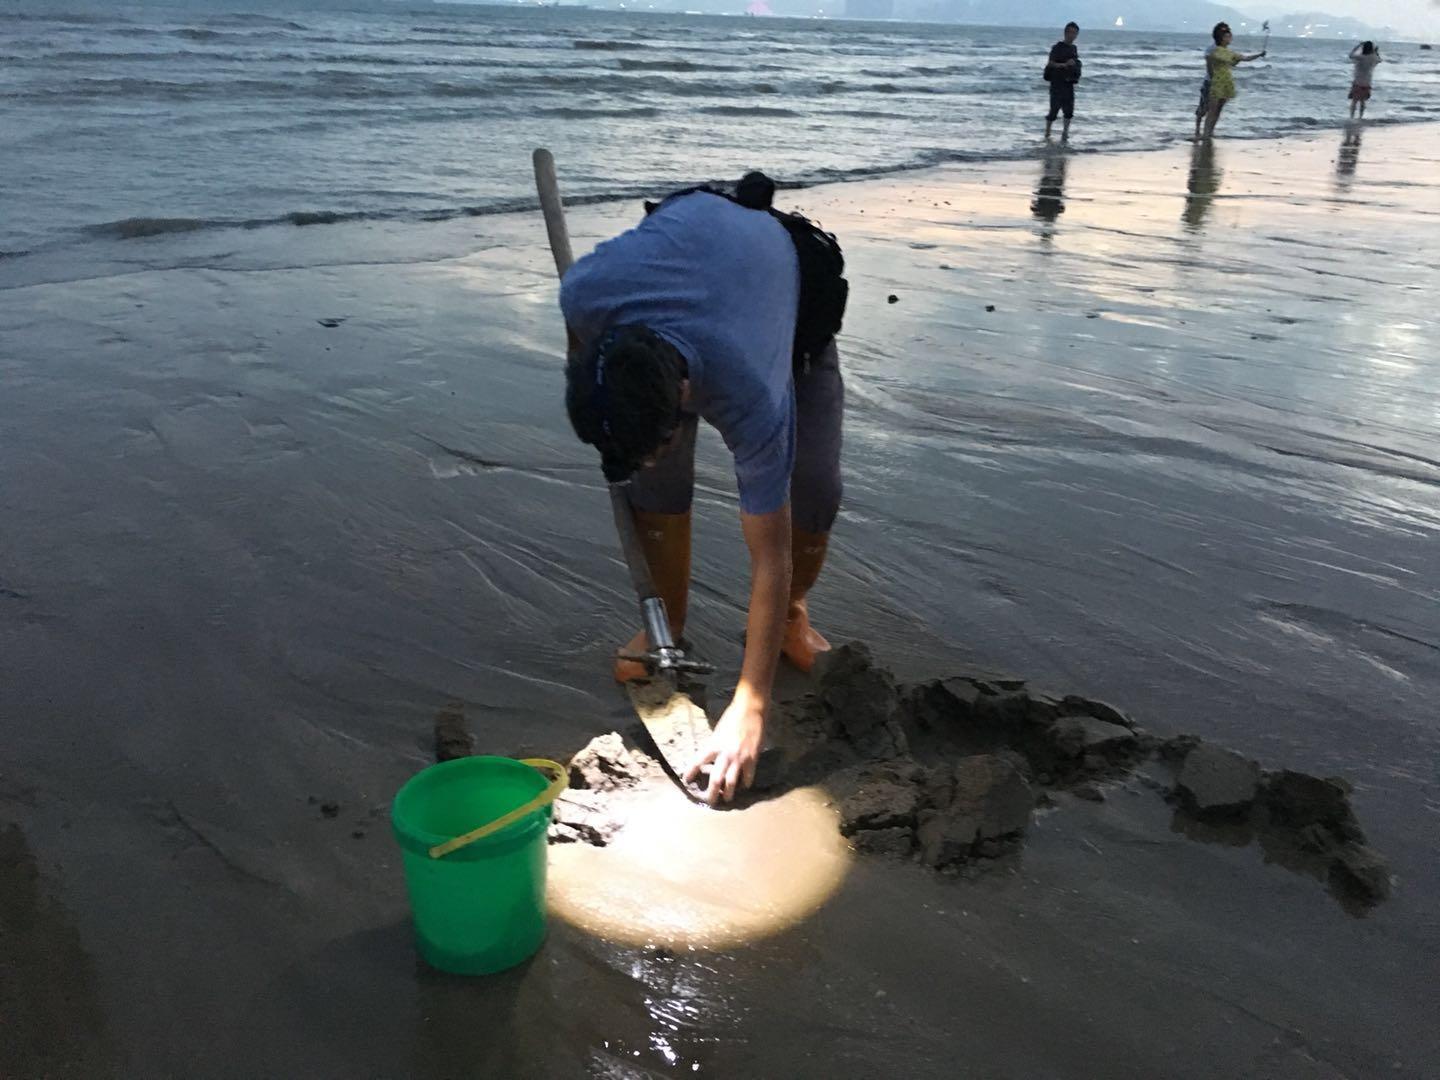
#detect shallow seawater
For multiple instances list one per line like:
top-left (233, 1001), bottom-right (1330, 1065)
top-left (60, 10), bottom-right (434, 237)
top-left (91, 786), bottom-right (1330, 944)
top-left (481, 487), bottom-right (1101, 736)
top-left (5, 0), bottom-right (1440, 258)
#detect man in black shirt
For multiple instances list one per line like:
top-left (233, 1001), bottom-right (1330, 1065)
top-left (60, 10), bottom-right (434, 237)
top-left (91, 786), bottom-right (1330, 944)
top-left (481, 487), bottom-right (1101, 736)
top-left (1044, 21), bottom-right (1082, 140)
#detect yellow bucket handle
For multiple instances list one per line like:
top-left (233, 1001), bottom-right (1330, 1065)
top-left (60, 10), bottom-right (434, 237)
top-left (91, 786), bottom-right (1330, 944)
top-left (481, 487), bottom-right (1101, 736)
top-left (428, 758), bottom-right (569, 860)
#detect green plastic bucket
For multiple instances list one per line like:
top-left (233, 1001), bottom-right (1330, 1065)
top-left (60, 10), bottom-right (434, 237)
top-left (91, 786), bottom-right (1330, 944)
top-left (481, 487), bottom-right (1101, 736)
top-left (391, 756), bottom-right (566, 975)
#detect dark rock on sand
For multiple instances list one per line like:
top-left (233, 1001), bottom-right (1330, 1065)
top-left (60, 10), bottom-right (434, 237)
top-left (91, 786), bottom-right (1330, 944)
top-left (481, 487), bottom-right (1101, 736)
top-left (1175, 743), bottom-right (1260, 818)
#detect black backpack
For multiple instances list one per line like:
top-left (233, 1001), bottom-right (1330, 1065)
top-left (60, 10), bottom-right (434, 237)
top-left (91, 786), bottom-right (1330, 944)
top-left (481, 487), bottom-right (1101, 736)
top-left (644, 173), bottom-right (848, 375)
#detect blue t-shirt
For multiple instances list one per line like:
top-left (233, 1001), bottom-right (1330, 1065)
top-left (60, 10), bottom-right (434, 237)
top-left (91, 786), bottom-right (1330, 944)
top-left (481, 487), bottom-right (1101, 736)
top-left (560, 192), bottom-right (800, 515)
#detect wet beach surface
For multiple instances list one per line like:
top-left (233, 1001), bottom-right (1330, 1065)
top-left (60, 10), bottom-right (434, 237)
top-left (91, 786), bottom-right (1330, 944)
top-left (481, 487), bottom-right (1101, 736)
top-left (2, 124), bottom-right (1438, 1076)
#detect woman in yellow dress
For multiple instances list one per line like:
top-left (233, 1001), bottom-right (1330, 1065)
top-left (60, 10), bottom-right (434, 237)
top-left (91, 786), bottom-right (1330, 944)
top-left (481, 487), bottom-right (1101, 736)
top-left (1202, 23), bottom-right (1266, 138)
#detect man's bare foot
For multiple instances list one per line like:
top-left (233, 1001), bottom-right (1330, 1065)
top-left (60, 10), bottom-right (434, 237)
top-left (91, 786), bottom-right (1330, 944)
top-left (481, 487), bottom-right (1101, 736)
top-left (781, 600), bottom-right (831, 673)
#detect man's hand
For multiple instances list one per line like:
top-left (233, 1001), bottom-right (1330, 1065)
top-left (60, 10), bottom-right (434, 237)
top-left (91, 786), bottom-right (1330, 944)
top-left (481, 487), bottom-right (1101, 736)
top-left (685, 688), bottom-right (765, 805)
top-left (683, 504), bottom-right (789, 806)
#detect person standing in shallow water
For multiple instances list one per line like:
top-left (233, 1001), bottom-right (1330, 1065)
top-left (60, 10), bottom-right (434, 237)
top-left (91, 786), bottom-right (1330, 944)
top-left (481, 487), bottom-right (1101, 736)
top-left (1348, 41), bottom-right (1382, 119)
top-left (1044, 22), bottom-right (1082, 141)
top-left (1193, 24), bottom-right (1224, 141)
top-left (1202, 22), bottom-right (1265, 139)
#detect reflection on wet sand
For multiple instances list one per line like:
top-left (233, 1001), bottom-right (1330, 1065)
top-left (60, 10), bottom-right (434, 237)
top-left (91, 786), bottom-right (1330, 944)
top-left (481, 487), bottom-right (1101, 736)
top-left (4, 122), bottom-right (1440, 1077)
top-left (548, 786), bottom-right (851, 949)
top-left (1030, 146), bottom-right (1069, 233)
top-left (1183, 140), bottom-right (1223, 232)
top-left (1335, 123), bottom-right (1363, 192)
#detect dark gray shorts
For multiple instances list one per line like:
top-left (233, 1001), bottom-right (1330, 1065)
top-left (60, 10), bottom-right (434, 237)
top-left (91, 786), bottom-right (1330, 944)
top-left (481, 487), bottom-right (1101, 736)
top-left (1047, 81), bottom-right (1075, 121)
top-left (628, 340), bottom-right (844, 534)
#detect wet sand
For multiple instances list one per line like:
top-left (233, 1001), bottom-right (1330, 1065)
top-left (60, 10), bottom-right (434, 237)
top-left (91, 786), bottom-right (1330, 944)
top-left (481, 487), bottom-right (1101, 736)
top-left (2, 123), bottom-right (1438, 1077)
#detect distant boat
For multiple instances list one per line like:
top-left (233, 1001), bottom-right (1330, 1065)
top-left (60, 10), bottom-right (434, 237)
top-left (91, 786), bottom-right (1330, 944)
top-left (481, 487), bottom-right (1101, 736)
top-left (1114, 16), bottom-right (1124, 28)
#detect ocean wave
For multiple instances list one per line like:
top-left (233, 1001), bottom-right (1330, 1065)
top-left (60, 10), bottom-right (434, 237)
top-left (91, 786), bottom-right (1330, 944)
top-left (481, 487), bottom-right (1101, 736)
top-left (830, 108), bottom-right (914, 120)
top-left (29, 49), bottom-right (528, 69)
top-left (35, 49), bottom-right (246, 63)
top-left (861, 65), bottom-right (966, 78)
top-left (572, 39), bottom-right (647, 51)
top-left (617, 58), bottom-right (713, 72)
top-left (699, 105), bottom-right (800, 117)
top-left (106, 26), bottom-right (291, 43)
top-left (203, 14), bottom-right (308, 30)
top-left (81, 217), bottom-right (211, 240)
top-left (5, 75), bottom-right (379, 103)
top-left (435, 72), bottom-right (782, 98)
top-left (0, 11), bottom-right (123, 24)
top-left (28, 114), bottom-right (1440, 259)
top-left (536, 105), bottom-right (664, 119)
top-left (171, 28), bottom-right (228, 42)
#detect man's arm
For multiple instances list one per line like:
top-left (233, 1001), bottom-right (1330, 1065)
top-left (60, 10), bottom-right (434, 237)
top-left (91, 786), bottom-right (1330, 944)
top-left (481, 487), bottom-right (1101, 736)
top-left (685, 504), bottom-right (791, 804)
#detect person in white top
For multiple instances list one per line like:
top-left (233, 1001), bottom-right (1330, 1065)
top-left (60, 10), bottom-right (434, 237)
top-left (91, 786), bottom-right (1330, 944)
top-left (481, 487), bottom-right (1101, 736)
top-left (1349, 41), bottom-right (1382, 119)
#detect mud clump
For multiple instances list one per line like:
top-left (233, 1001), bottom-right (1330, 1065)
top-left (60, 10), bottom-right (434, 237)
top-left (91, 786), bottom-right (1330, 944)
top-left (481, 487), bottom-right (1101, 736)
top-left (814, 643), bottom-right (908, 759)
top-left (917, 756), bottom-right (1033, 868)
top-left (550, 732), bottom-right (665, 846)
top-left (804, 642), bottom-right (1132, 869)
top-left (566, 732), bottom-right (661, 794)
top-left (538, 641), bottom-right (1392, 909)
top-left (1164, 745), bottom-right (1392, 904)
top-left (1263, 769), bottom-right (1390, 902)
top-left (433, 701), bottom-right (475, 763)
top-left (1175, 743), bottom-right (1261, 818)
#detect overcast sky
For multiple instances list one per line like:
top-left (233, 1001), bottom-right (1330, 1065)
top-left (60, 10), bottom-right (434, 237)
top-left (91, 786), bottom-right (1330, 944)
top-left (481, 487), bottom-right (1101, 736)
top-left (1305, 0), bottom-right (1440, 34)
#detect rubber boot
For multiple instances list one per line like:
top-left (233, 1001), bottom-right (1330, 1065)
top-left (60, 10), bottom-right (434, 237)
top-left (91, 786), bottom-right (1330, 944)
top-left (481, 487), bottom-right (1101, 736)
top-left (613, 510), bottom-right (692, 684)
top-left (782, 529), bottom-right (832, 673)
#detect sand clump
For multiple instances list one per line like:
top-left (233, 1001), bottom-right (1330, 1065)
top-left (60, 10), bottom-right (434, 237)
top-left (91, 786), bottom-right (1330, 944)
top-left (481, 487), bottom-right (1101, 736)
top-left (546, 642), bottom-right (1393, 907)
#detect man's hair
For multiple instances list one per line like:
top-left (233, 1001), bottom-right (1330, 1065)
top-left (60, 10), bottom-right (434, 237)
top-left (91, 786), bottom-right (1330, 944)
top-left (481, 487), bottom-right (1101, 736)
top-left (1065, 21), bottom-right (1079, 32)
top-left (1212, 22), bottom-right (1230, 44)
top-left (1361, 40), bottom-right (1375, 54)
top-left (565, 324), bottom-right (684, 483)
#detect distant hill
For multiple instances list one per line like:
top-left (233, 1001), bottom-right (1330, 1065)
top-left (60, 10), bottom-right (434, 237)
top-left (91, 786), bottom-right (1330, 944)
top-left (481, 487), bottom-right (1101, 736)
top-left (811, 0), bottom-right (1396, 38)
top-left (1268, 12), bottom-right (1395, 39)
top-left (900, 0), bottom-right (1250, 33)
